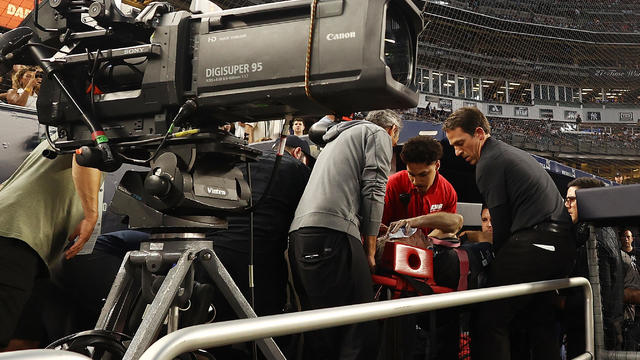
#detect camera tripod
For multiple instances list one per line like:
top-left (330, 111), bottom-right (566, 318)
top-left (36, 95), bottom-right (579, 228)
top-left (94, 233), bottom-right (285, 360)
top-left (68, 140), bottom-right (287, 360)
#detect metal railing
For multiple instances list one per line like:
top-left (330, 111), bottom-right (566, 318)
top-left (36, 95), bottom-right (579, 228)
top-left (0, 277), bottom-right (594, 360)
top-left (0, 350), bottom-right (93, 360)
top-left (140, 277), bottom-right (594, 360)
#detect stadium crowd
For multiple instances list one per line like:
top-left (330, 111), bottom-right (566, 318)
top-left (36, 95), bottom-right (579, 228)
top-left (459, 0), bottom-right (640, 33)
top-left (489, 117), bottom-right (640, 151)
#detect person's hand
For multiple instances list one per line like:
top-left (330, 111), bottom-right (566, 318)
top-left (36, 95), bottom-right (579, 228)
top-left (25, 76), bottom-right (38, 90)
top-left (65, 217), bottom-right (97, 259)
top-left (379, 223), bottom-right (389, 236)
top-left (388, 218), bottom-right (412, 235)
top-left (367, 254), bottom-right (376, 273)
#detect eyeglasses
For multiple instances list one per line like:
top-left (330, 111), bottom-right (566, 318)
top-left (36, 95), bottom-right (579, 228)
top-left (564, 196), bottom-right (577, 205)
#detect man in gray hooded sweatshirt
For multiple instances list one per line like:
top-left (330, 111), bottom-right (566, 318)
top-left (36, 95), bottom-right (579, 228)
top-left (289, 110), bottom-right (401, 360)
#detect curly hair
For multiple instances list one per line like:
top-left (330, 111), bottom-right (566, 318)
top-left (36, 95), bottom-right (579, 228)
top-left (400, 135), bottom-right (442, 165)
top-left (12, 66), bottom-right (37, 89)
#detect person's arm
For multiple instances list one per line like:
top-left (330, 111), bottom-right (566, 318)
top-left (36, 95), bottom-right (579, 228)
top-left (6, 88), bottom-right (29, 106)
top-left (389, 212), bottom-right (463, 235)
top-left (360, 129), bottom-right (393, 271)
top-left (364, 235), bottom-right (377, 273)
top-left (381, 176), bottom-right (398, 227)
top-left (65, 155), bottom-right (102, 259)
top-left (458, 230), bottom-right (493, 243)
top-left (442, 177), bottom-right (458, 214)
top-left (7, 77), bottom-right (38, 106)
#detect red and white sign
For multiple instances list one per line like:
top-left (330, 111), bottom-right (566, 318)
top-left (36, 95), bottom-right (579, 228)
top-left (0, 0), bottom-right (35, 29)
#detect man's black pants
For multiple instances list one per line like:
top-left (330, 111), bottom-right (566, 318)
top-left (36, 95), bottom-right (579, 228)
top-left (472, 227), bottom-right (575, 360)
top-left (0, 237), bottom-right (41, 347)
top-left (289, 227), bottom-right (378, 360)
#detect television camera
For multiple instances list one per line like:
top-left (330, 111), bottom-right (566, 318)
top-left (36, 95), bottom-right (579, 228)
top-left (0, 0), bottom-right (422, 358)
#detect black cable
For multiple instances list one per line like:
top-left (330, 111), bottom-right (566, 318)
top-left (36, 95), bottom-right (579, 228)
top-left (86, 48), bottom-right (103, 117)
top-left (117, 100), bottom-right (197, 164)
top-left (242, 122), bottom-right (287, 213)
top-left (116, 124), bottom-right (175, 164)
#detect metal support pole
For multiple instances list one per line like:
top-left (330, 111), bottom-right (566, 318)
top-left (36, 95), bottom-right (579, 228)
top-left (198, 249), bottom-right (286, 360)
top-left (123, 250), bottom-right (195, 360)
top-left (95, 252), bottom-right (136, 331)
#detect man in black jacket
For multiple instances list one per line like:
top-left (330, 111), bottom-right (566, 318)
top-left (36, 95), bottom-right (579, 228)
top-left (443, 107), bottom-right (575, 360)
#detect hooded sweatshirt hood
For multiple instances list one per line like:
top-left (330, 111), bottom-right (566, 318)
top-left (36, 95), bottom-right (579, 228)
top-left (323, 120), bottom-right (370, 143)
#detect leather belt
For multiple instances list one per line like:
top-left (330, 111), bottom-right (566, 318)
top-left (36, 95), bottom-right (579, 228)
top-left (532, 221), bottom-right (572, 234)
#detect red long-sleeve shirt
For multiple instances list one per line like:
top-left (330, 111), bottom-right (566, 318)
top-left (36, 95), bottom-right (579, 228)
top-left (382, 170), bottom-right (458, 234)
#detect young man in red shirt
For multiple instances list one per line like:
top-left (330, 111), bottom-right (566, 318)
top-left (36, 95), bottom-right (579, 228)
top-left (382, 135), bottom-right (457, 234)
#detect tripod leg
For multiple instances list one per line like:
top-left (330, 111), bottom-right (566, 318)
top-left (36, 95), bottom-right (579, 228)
top-left (96, 252), bottom-right (137, 332)
top-left (122, 250), bottom-right (196, 360)
top-left (198, 249), bottom-right (286, 360)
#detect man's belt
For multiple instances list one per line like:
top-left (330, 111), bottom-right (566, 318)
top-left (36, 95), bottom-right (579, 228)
top-left (532, 221), bottom-right (572, 234)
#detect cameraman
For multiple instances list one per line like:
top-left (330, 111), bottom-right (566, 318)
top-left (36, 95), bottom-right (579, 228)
top-left (288, 109), bottom-right (401, 360)
top-left (7, 66), bottom-right (42, 109)
top-left (0, 140), bottom-right (101, 349)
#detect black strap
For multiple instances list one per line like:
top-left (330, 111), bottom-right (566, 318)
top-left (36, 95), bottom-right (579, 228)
top-left (396, 272), bottom-right (434, 296)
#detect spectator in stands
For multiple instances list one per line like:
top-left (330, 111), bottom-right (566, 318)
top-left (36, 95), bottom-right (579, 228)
top-left (292, 118), bottom-right (305, 136)
top-left (7, 66), bottom-right (41, 109)
top-left (564, 177), bottom-right (624, 356)
top-left (382, 136), bottom-right (457, 235)
top-left (288, 109), bottom-right (401, 360)
top-left (444, 106), bottom-right (575, 360)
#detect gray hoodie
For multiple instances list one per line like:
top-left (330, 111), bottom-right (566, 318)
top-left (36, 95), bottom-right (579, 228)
top-left (289, 120), bottom-right (392, 240)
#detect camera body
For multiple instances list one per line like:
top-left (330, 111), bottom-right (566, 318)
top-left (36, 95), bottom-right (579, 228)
top-left (19, 0), bottom-right (422, 151)
top-left (0, 0), bottom-right (422, 223)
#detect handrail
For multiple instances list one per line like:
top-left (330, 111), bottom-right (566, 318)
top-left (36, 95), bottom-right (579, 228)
top-left (140, 277), bottom-right (594, 360)
top-left (0, 350), bottom-right (91, 360)
top-left (0, 278), bottom-right (593, 360)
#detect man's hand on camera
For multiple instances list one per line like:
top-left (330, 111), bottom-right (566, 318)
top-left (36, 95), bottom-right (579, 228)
top-left (65, 216), bottom-right (97, 259)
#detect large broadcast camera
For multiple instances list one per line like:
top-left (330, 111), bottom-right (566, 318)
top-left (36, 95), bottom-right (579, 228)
top-left (0, 0), bottom-right (422, 358)
top-left (1, 0), bottom-right (422, 223)
top-left (2, 0), bottom-right (421, 166)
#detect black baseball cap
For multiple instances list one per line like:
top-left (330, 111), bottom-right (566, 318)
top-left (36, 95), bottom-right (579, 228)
top-left (285, 135), bottom-right (313, 159)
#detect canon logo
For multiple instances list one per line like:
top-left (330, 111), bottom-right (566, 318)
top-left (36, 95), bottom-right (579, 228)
top-left (326, 32), bottom-right (356, 41)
